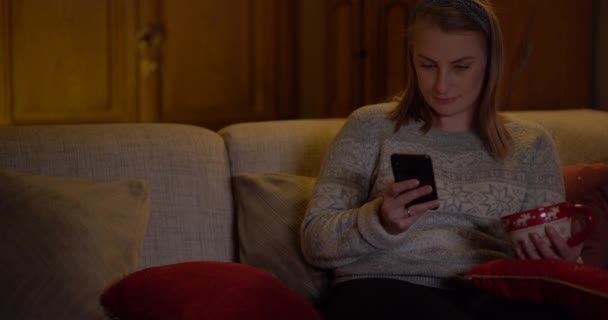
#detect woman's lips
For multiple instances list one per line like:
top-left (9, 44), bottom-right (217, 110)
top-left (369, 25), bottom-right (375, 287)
top-left (434, 96), bottom-right (456, 105)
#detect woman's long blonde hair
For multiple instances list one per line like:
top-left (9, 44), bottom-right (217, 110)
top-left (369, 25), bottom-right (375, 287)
top-left (388, 0), bottom-right (511, 161)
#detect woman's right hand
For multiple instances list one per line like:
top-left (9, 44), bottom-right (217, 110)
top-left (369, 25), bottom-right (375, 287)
top-left (379, 179), bottom-right (440, 235)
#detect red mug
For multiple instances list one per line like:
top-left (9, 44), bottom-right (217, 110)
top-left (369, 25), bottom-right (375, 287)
top-left (501, 202), bottom-right (594, 247)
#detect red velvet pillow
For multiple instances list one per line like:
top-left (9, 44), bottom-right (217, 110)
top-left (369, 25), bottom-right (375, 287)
top-left (466, 259), bottom-right (608, 319)
top-left (562, 163), bottom-right (608, 268)
top-left (100, 261), bottom-right (322, 320)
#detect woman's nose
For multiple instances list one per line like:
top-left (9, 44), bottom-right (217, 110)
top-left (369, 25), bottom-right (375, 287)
top-left (433, 70), bottom-right (449, 94)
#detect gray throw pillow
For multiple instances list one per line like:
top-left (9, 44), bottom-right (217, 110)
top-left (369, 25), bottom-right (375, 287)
top-left (232, 173), bottom-right (331, 306)
top-left (0, 169), bottom-right (151, 320)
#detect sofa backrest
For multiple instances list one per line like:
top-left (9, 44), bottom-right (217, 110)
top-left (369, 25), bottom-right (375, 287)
top-left (220, 109), bottom-right (608, 179)
top-left (220, 119), bottom-right (345, 177)
top-left (505, 109), bottom-right (608, 165)
top-left (0, 109), bottom-right (604, 270)
top-left (0, 123), bottom-right (236, 269)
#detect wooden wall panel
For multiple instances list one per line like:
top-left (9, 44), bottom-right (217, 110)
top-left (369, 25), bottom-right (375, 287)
top-left (323, 0), bottom-right (364, 117)
top-left (382, 1), bottom-right (408, 99)
top-left (300, 0), bottom-right (593, 118)
top-left (365, 0), bottom-right (410, 105)
top-left (137, 0), bottom-right (163, 123)
top-left (0, 0), bottom-right (10, 125)
top-left (297, 0), bottom-right (325, 118)
top-left (596, 0), bottom-right (608, 110)
top-left (494, 0), bottom-right (593, 110)
top-left (159, 0), bottom-right (295, 129)
top-left (6, 0), bottom-right (136, 124)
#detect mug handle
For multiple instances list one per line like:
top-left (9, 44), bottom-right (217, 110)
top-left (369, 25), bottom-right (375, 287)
top-left (567, 204), bottom-right (595, 247)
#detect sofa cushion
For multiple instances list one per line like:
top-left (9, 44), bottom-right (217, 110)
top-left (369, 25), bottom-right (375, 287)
top-left (232, 173), bottom-right (332, 306)
top-left (0, 169), bottom-right (150, 320)
top-left (101, 261), bottom-right (322, 320)
top-left (562, 163), bottom-right (608, 268)
top-left (466, 259), bottom-right (608, 319)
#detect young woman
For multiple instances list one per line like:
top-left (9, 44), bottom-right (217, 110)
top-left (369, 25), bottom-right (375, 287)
top-left (300, 0), bottom-right (580, 319)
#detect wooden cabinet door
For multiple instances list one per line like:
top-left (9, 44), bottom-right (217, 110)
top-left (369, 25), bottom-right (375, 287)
top-left (304, 0), bottom-right (592, 118)
top-left (363, 0), bottom-right (414, 106)
top-left (0, 1), bottom-right (8, 125)
top-left (321, 0), bottom-right (365, 118)
top-left (149, 0), bottom-right (296, 130)
top-left (0, 0), bottom-right (137, 125)
top-left (494, 0), bottom-right (593, 110)
top-left (318, 0), bottom-right (412, 118)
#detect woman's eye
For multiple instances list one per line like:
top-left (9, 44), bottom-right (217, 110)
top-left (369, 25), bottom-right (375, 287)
top-left (420, 64), bottom-right (435, 69)
top-left (455, 65), bottom-right (470, 70)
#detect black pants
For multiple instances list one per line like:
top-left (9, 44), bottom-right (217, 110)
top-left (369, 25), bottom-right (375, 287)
top-left (322, 278), bottom-right (576, 320)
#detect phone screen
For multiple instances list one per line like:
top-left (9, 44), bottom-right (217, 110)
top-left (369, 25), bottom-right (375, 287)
top-left (390, 153), bottom-right (439, 207)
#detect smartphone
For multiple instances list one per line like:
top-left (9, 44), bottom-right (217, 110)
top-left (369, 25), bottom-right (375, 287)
top-left (390, 153), bottom-right (439, 207)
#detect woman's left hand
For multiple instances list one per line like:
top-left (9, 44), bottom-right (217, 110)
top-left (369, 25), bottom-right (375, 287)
top-left (515, 219), bottom-right (584, 262)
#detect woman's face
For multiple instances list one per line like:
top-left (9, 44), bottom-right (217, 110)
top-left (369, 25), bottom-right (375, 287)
top-left (412, 21), bottom-right (488, 131)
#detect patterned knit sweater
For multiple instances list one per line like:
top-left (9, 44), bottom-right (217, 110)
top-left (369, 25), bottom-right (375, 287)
top-left (300, 103), bottom-right (564, 289)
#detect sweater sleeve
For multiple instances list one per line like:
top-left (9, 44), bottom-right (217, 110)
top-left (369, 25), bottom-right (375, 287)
top-left (300, 108), bottom-right (408, 269)
top-left (519, 127), bottom-right (565, 211)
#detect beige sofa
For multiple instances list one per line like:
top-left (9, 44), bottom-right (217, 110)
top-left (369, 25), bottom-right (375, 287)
top-left (1, 108), bottom-right (607, 318)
